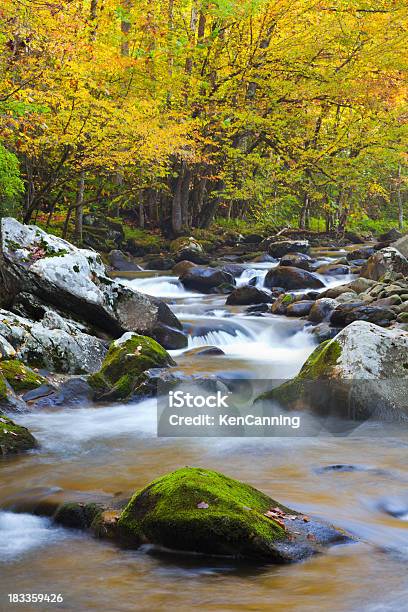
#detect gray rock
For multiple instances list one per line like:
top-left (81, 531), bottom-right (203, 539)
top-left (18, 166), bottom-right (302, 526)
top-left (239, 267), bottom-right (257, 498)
top-left (279, 252), bottom-right (313, 270)
top-left (226, 286), bottom-right (271, 305)
top-left (180, 267), bottom-right (235, 293)
top-left (0, 310), bottom-right (107, 374)
top-left (308, 298), bottom-right (338, 323)
top-left (360, 247), bottom-right (408, 281)
top-left (1, 218), bottom-right (185, 349)
top-left (109, 250), bottom-right (142, 272)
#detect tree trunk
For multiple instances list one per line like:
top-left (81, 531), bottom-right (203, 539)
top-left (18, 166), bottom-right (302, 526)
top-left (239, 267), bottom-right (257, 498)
top-left (397, 163), bottom-right (404, 230)
top-left (299, 195), bottom-right (309, 230)
top-left (74, 171), bottom-right (85, 244)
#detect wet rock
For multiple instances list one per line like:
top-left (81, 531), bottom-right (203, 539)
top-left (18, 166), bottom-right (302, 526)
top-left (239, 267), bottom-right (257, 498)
top-left (286, 301), bottom-right (314, 317)
top-left (271, 294), bottom-right (296, 315)
top-left (246, 304), bottom-right (270, 314)
top-left (360, 248), bottom-right (408, 281)
top-left (308, 298), bottom-right (338, 323)
top-left (1, 218), bottom-right (185, 349)
top-left (172, 260), bottom-right (198, 275)
top-left (346, 246), bottom-right (375, 261)
top-left (267, 240), bottom-right (310, 258)
top-left (279, 252), bottom-right (313, 271)
top-left (264, 266), bottom-right (324, 290)
top-left (117, 467), bottom-right (350, 562)
top-left (108, 250), bottom-right (142, 272)
top-left (143, 255), bottom-right (175, 270)
top-left (0, 310), bottom-right (107, 374)
top-left (226, 286), bottom-right (272, 306)
top-left (264, 321), bottom-right (408, 420)
top-left (180, 267), bottom-right (235, 294)
top-left (182, 346), bottom-right (225, 357)
top-left (88, 332), bottom-right (176, 401)
top-left (251, 253), bottom-right (276, 263)
top-left (219, 264), bottom-right (247, 277)
top-left (315, 263), bottom-right (350, 276)
top-left (22, 377), bottom-right (94, 408)
top-left (0, 413), bottom-right (37, 455)
top-left (330, 304), bottom-right (396, 327)
top-left (0, 372), bottom-right (27, 411)
top-left (309, 323), bottom-right (342, 343)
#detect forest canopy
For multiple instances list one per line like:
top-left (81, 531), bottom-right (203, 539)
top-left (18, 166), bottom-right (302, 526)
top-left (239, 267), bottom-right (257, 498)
top-left (0, 0), bottom-right (407, 237)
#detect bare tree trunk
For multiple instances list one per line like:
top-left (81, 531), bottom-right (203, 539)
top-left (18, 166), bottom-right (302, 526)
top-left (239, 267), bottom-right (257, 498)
top-left (397, 163), bottom-right (404, 230)
top-left (299, 195), bottom-right (309, 230)
top-left (74, 171), bottom-right (85, 244)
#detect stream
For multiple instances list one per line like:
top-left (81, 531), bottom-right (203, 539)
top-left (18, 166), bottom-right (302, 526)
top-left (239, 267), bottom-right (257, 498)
top-left (1, 248), bottom-right (407, 611)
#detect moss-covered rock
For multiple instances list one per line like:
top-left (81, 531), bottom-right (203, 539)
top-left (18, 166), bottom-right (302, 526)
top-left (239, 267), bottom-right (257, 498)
top-left (0, 359), bottom-right (46, 392)
top-left (117, 467), bottom-right (349, 562)
top-left (88, 332), bottom-right (176, 400)
top-left (0, 413), bottom-right (37, 455)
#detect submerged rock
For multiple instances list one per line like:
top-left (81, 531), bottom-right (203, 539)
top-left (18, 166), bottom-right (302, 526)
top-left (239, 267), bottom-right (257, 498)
top-left (88, 332), bottom-right (176, 400)
top-left (1, 218), bottom-right (185, 349)
top-left (264, 266), bottom-right (324, 290)
top-left (0, 413), bottom-right (37, 455)
top-left (262, 321), bottom-right (408, 421)
top-left (117, 467), bottom-right (350, 562)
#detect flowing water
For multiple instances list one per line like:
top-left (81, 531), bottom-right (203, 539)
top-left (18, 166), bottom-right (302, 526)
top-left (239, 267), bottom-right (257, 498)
top-left (1, 252), bottom-right (407, 611)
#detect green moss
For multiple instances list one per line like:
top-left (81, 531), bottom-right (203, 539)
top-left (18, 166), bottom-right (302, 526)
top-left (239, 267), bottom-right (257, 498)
top-left (259, 339), bottom-right (342, 404)
top-left (0, 413), bottom-right (37, 455)
top-left (118, 467), bottom-right (291, 559)
top-left (88, 334), bottom-right (175, 400)
top-left (0, 360), bottom-right (46, 392)
top-left (282, 294), bottom-right (294, 305)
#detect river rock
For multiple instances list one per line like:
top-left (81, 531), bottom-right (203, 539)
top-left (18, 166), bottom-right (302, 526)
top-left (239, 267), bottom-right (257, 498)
top-left (0, 413), bottom-right (37, 455)
top-left (172, 260), bottom-right (197, 275)
top-left (1, 218), bottom-right (186, 349)
top-left (393, 234), bottom-right (408, 259)
top-left (346, 246), bottom-right (375, 261)
top-left (226, 286), bottom-right (271, 305)
top-left (315, 263), bottom-right (350, 276)
top-left (117, 467), bottom-right (350, 562)
top-left (219, 264), bottom-right (247, 277)
top-left (265, 321), bottom-right (408, 421)
top-left (264, 266), bottom-right (324, 290)
top-left (330, 303), bottom-right (396, 327)
top-left (251, 253), bottom-right (276, 263)
top-left (108, 250), bottom-right (142, 272)
top-left (360, 247), bottom-right (408, 281)
top-left (308, 298), bottom-right (338, 323)
top-left (379, 228), bottom-right (403, 242)
top-left (267, 240), bottom-right (310, 258)
top-left (286, 301), bottom-right (314, 317)
top-left (0, 310), bottom-right (107, 374)
top-left (171, 237), bottom-right (209, 264)
top-left (180, 267), bottom-right (235, 293)
top-left (279, 252), bottom-right (313, 271)
top-left (88, 332), bottom-right (176, 401)
top-left (143, 255), bottom-right (175, 270)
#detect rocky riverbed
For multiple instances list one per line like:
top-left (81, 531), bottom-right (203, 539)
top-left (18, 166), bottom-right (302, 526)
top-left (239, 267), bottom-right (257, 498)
top-left (1, 218), bottom-right (408, 610)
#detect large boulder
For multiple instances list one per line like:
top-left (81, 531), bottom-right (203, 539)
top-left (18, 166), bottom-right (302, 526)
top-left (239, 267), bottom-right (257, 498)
top-left (117, 467), bottom-right (349, 562)
top-left (360, 247), bottom-right (408, 281)
top-left (0, 359), bottom-right (46, 392)
top-left (170, 237), bottom-right (209, 264)
top-left (393, 235), bottom-right (408, 259)
top-left (1, 218), bottom-right (186, 349)
top-left (330, 304), bottom-right (396, 327)
top-left (180, 267), bottom-right (235, 293)
top-left (88, 332), bottom-right (176, 401)
top-left (379, 228), bottom-right (403, 242)
top-left (0, 413), bottom-right (37, 455)
top-left (226, 286), bottom-right (271, 306)
top-left (346, 246), bottom-right (375, 261)
top-left (264, 266), bottom-right (324, 290)
top-left (267, 240), bottom-right (310, 258)
top-left (0, 310), bottom-right (107, 374)
top-left (263, 322), bottom-right (408, 421)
